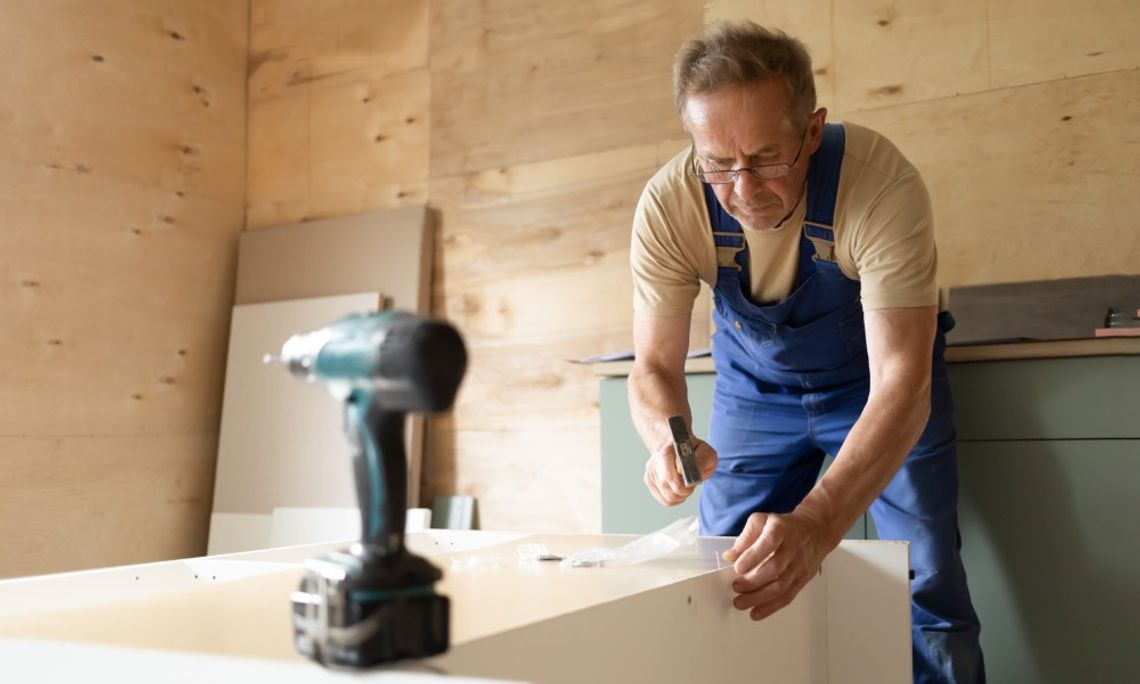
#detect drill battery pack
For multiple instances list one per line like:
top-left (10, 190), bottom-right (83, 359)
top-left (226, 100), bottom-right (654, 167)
top-left (291, 548), bottom-right (449, 668)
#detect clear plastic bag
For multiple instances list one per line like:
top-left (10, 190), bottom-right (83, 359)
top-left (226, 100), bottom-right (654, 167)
top-left (560, 515), bottom-right (699, 568)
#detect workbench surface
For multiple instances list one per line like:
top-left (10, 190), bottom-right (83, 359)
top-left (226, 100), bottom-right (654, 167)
top-left (0, 529), bottom-right (911, 683)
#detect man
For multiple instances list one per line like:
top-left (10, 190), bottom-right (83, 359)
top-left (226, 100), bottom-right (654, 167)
top-left (628, 21), bottom-right (984, 683)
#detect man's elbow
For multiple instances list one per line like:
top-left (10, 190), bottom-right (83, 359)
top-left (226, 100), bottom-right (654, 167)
top-left (630, 357), bottom-right (680, 390)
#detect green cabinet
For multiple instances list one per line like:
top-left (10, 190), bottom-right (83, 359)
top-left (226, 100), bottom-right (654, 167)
top-left (949, 356), bottom-right (1140, 684)
top-left (956, 439), bottom-right (1140, 683)
top-left (599, 375), bottom-right (711, 534)
top-left (599, 354), bottom-right (1140, 683)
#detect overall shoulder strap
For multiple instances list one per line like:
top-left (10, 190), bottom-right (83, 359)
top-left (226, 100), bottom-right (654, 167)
top-left (803, 123), bottom-right (846, 264)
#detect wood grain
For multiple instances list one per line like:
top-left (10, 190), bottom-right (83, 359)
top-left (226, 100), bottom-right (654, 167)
top-left (846, 69), bottom-right (1140, 287)
top-left (0, 434), bottom-right (219, 579)
top-left (423, 425), bottom-right (602, 534)
top-left (0, 2), bottom-right (246, 577)
top-left (247, 65), bottom-right (430, 228)
top-left (989, 0), bottom-right (1140, 88)
top-left (429, 0), bottom-right (700, 176)
top-left (0, 163), bottom-right (240, 437)
top-left (0, 1), bottom-right (246, 205)
top-left (710, 1), bottom-right (1140, 113)
top-left (251, 0), bottom-right (427, 68)
top-left (832, 0), bottom-right (990, 111)
top-left (246, 0), bottom-right (429, 228)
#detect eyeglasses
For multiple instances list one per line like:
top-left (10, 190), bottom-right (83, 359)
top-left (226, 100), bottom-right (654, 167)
top-left (691, 126), bottom-right (809, 184)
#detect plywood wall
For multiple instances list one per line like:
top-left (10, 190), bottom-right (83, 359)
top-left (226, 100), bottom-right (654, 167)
top-left (247, 0), bottom-right (705, 533)
top-left (246, 1), bottom-right (1139, 535)
top-left (0, 3), bottom-right (248, 577)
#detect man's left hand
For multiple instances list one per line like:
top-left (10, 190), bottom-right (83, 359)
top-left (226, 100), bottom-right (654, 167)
top-left (721, 510), bottom-right (838, 621)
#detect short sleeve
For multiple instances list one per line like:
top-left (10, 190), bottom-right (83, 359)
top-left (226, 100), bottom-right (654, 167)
top-left (631, 186), bottom-right (703, 317)
top-left (849, 170), bottom-right (939, 310)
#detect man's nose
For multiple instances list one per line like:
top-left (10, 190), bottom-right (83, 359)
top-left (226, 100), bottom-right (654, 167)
top-left (733, 169), bottom-right (764, 198)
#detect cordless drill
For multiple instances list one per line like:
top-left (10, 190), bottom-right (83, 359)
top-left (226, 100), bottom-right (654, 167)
top-left (267, 309), bottom-right (467, 668)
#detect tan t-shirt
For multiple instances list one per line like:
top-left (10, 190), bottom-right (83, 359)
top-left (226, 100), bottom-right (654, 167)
top-left (631, 121), bottom-right (938, 316)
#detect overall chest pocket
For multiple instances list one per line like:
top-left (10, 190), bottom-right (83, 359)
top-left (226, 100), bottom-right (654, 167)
top-left (769, 303), bottom-right (865, 373)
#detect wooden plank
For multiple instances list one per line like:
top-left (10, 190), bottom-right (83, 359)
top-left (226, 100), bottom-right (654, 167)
top-left (447, 322), bottom-right (713, 432)
top-left (449, 332), bottom-right (630, 432)
top-left (989, 0), bottom-right (1140, 88)
top-left (430, 141), bottom-right (685, 285)
top-left (247, 66), bottom-right (430, 228)
top-left (247, 0), bottom-right (429, 228)
top-left (245, 85), bottom-right (308, 215)
top-left (430, 143), bottom-right (713, 344)
top-left (250, 0), bottom-right (428, 70)
top-left (946, 338), bottom-right (1140, 362)
top-left (946, 275), bottom-right (1140, 345)
top-left (0, 434), bottom-right (218, 579)
top-left (832, 0), bottom-right (990, 112)
top-left (245, 180), bottom-right (429, 229)
top-left (708, 2), bottom-right (1140, 113)
top-left (462, 138), bottom-right (690, 198)
top-left (423, 425), bottom-right (602, 533)
top-left (0, 163), bottom-right (241, 437)
top-left (435, 249), bottom-right (635, 341)
top-left (845, 69), bottom-right (1140, 288)
top-left (309, 68), bottom-right (430, 196)
top-left (0, 2), bottom-right (246, 579)
top-left (427, 137), bottom-right (718, 533)
top-left (429, 0), bottom-right (701, 175)
top-left (704, 0), bottom-right (836, 110)
top-left (0, 1), bottom-right (246, 206)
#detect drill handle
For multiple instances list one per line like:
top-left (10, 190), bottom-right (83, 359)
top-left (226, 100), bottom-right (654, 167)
top-left (346, 395), bottom-right (408, 553)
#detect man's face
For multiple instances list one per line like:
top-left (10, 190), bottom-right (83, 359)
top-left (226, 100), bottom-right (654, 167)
top-left (684, 79), bottom-right (825, 232)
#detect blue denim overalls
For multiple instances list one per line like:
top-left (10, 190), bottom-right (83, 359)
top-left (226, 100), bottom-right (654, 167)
top-left (698, 123), bottom-right (985, 683)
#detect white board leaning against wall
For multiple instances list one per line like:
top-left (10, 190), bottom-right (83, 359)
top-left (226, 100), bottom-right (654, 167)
top-left (208, 292), bottom-right (384, 554)
top-left (211, 206), bottom-right (435, 554)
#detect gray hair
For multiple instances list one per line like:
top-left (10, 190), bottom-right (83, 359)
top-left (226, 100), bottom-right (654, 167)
top-left (673, 20), bottom-right (817, 126)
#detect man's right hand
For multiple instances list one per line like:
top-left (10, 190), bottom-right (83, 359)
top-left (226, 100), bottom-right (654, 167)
top-left (644, 437), bottom-right (718, 506)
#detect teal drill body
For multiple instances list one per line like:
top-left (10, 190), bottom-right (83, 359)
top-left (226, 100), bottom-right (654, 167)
top-left (271, 310), bottom-right (467, 668)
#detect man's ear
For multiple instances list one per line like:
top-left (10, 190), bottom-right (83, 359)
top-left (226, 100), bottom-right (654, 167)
top-left (806, 107), bottom-right (828, 155)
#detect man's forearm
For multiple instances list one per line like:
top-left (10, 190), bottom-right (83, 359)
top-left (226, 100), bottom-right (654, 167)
top-left (796, 375), bottom-right (932, 546)
top-left (628, 361), bottom-right (690, 452)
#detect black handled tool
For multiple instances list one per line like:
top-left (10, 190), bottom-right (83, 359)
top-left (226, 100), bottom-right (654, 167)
top-left (668, 415), bottom-right (701, 487)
